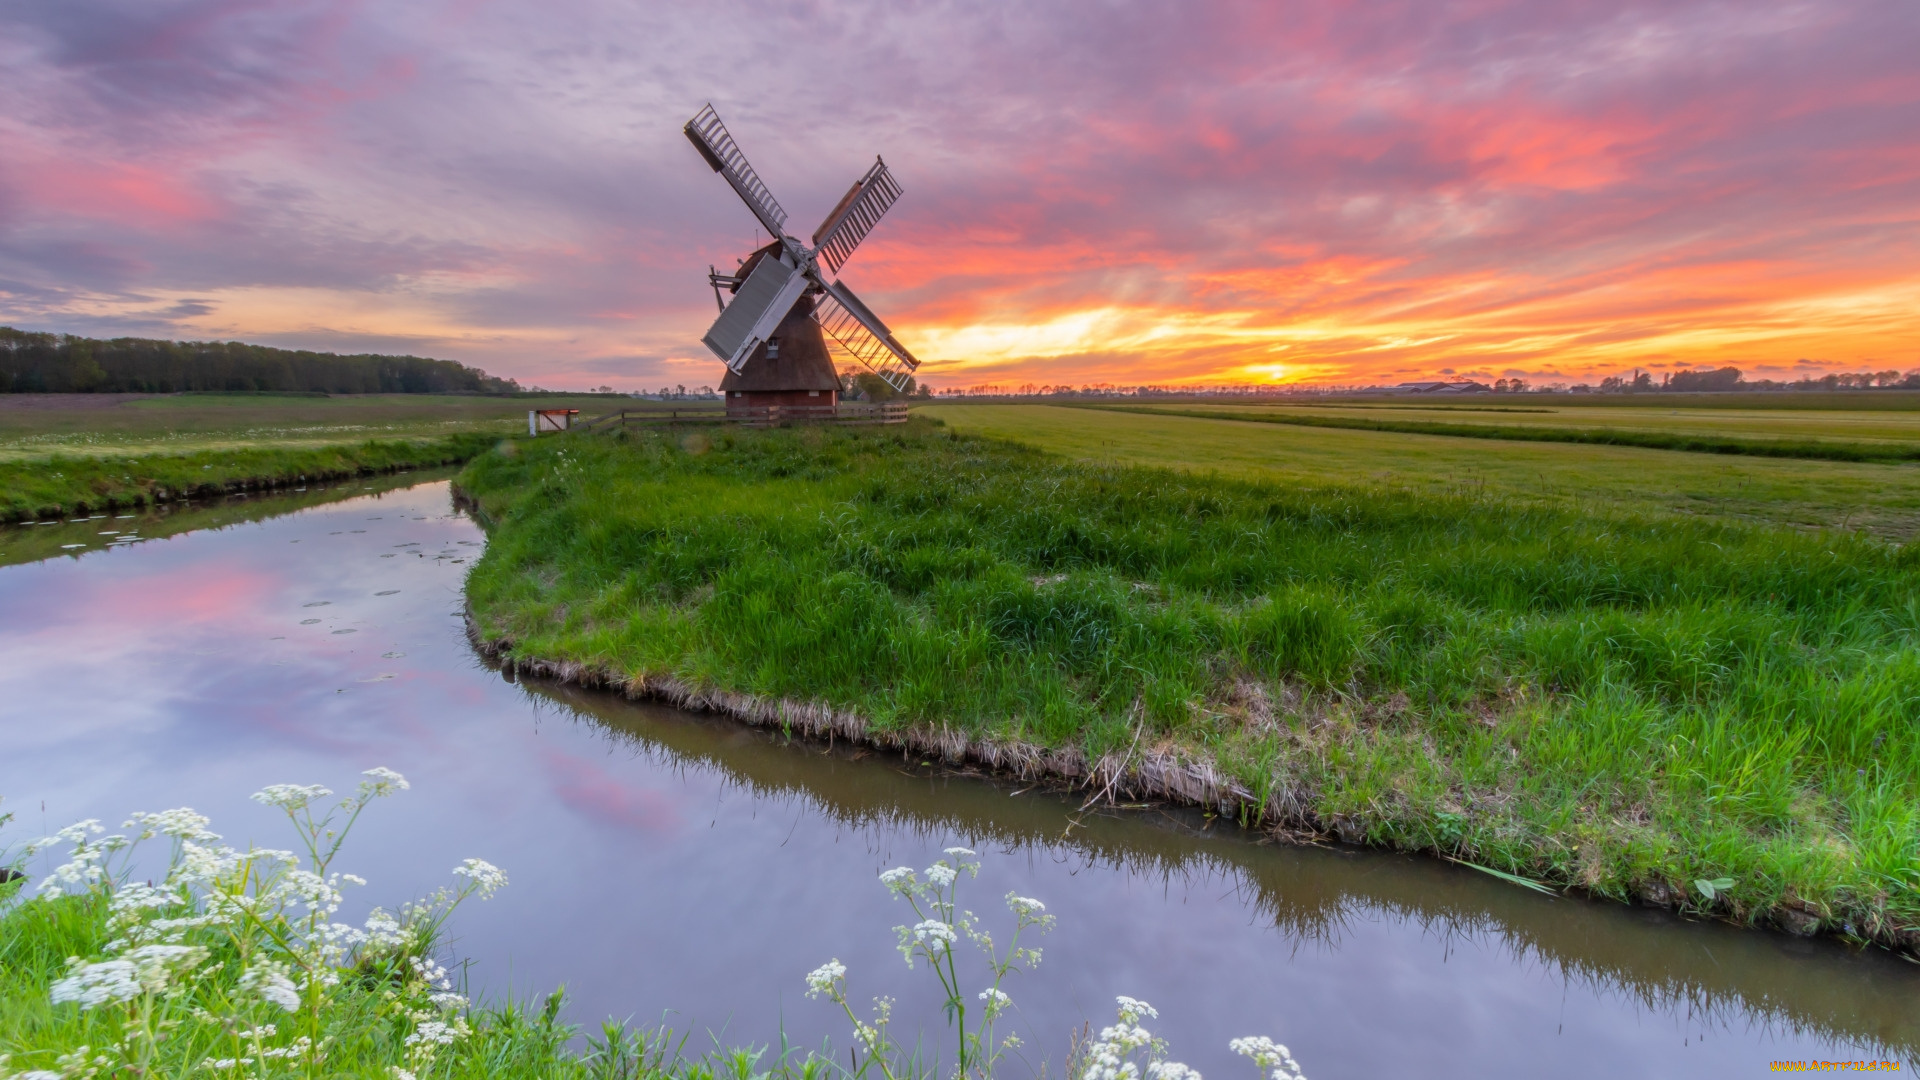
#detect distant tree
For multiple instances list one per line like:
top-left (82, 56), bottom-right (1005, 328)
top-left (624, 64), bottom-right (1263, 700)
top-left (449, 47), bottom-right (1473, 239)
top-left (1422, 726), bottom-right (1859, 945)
top-left (850, 372), bottom-right (907, 400)
top-left (1598, 376), bottom-right (1625, 392)
top-left (0, 326), bottom-right (519, 394)
top-left (1631, 371), bottom-right (1654, 392)
top-left (1664, 367), bottom-right (1743, 392)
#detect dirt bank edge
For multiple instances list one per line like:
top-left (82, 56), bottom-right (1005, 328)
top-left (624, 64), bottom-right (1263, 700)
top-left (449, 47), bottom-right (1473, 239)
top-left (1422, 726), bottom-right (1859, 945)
top-left (459, 607), bottom-right (1905, 955)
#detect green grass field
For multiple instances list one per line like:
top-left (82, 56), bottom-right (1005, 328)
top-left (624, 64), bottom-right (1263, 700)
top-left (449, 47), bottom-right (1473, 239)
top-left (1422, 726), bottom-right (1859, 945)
top-left (457, 419), bottom-right (1920, 949)
top-left (0, 391), bottom-right (664, 520)
top-left (1064, 402), bottom-right (1920, 463)
top-left (1223, 400), bottom-right (1920, 444)
top-left (919, 404), bottom-right (1920, 538)
top-left (0, 391), bottom-right (643, 461)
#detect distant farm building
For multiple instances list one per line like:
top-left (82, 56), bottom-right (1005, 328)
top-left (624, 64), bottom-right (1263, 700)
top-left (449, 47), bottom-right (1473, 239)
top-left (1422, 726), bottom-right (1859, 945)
top-left (1392, 380), bottom-right (1492, 394)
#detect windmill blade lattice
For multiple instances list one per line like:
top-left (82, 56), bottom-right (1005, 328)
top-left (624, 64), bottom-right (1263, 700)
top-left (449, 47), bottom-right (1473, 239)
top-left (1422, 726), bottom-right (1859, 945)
top-left (814, 281), bottom-right (919, 391)
top-left (684, 104), bottom-right (790, 238)
top-left (812, 158), bottom-right (903, 274)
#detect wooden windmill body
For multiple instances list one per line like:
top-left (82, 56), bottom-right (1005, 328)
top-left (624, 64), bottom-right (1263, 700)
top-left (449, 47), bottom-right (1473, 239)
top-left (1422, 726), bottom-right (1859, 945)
top-left (713, 245), bottom-right (841, 411)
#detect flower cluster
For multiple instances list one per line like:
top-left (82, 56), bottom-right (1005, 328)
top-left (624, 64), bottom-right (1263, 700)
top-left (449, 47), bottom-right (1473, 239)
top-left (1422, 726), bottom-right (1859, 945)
top-left (5, 767), bottom-right (506, 1080)
top-left (1078, 996), bottom-right (1177, 1080)
top-left (801, 849), bottom-right (1306, 1080)
top-left (1228, 1037), bottom-right (1306, 1080)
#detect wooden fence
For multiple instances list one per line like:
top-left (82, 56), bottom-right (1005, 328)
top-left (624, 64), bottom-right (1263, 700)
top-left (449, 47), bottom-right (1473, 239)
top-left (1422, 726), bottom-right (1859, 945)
top-left (575, 402), bottom-right (909, 432)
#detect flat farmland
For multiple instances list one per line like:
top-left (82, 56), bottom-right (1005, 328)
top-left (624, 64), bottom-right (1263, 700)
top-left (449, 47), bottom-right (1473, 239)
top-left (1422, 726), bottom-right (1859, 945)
top-left (1161, 398), bottom-right (1920, 445)
top-left (917, 403), bottom-right (1920, 538)
top-left (0, 392), bottom-right (653, 461)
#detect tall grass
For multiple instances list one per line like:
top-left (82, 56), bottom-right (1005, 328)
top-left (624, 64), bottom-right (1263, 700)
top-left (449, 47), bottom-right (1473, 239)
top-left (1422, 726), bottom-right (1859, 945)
top-left (457, 421), bottom-right (1920, 946)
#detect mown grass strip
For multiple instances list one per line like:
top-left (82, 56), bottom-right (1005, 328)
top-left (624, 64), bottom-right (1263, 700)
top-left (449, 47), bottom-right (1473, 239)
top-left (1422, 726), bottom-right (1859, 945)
top-left (456, 421), bottom-right (1920, 950)
top-left (1067, 403), bottom-right (1920, 463)
top-left (0, 432), bottom-right (498, 522)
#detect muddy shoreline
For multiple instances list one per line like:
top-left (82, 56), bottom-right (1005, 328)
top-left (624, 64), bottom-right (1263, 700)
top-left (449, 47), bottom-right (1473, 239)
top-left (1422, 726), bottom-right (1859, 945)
top-left (460, 609), bottom-right (1906, 956)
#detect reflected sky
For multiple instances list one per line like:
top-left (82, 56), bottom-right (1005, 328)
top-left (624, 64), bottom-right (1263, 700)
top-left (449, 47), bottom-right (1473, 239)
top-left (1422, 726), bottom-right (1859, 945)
top-left (1, 480), bottom-right (1914, 1078)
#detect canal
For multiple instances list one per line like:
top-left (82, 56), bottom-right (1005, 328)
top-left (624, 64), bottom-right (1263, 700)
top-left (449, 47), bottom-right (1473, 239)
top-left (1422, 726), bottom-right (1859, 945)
top-left (1, 477), bottom-right (1913, 1077)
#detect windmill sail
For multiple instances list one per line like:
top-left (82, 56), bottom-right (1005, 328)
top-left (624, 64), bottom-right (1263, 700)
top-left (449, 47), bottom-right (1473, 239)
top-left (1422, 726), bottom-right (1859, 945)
top-left (813, 280), bottom-right (918, 391)
top-left (684, 104), bottom-right (790, 239)
top-left (812, 159), bottom-right (902, 274)
top-left (702, 254), bottom-right (809, 372)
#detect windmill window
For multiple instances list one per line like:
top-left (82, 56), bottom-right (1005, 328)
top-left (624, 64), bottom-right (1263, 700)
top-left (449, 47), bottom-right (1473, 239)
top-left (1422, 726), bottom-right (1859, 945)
top-left (808, 390), bottom-right (820, 396)
top-left (765, 338), bottom-right (780, 357)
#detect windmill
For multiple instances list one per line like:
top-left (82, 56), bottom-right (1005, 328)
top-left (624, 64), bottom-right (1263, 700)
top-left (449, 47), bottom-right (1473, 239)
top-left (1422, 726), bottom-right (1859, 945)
top-left (684, 104), bottom-right (919, 414)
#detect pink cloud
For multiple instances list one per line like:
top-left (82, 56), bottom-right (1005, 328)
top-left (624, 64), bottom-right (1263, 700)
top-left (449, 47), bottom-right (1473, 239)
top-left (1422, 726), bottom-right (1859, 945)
top-left (539, 747), bottom-right (683, 835)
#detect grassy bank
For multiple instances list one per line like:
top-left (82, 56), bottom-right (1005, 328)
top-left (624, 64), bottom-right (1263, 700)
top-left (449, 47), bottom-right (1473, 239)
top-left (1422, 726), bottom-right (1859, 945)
top-left (1074, 403), bottom-right (1920, 462)
top-left (457, 421), bottom-right (1920, 950)
top-left (0, 433), bottom-right (497, 522)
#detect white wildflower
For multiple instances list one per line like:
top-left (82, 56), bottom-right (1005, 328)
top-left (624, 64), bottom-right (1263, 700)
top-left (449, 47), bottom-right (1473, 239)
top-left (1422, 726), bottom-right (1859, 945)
top-left (404, 1019), bottom-right (468, 1047)
top-left (51, 945), bottom-right (207, 1008)
top-left (878, 867), bottom-right (915, 890)
top-left (1115, 995), bottom-right (1158, 1022)
top-left (979, 987), bottom-right (1012, 1017)
top-left (912, 919), bottom-right (956, 946)
top-left (804, 959), bottom-right (846, 998)
top-left (27, 819), bottom-right (104, 854)
top-left (251, 784), bottom-right (331, 810)
top-left (1148, 1063), bottom-right (1200, 1080)
top-left (273, 869), bottom-right (344, 915)
top-left (358, 767), bottom-right (410, 799)
top-left (390, 1069), bottom-right (418, 1080)
top-left (123, 808), bottom-right (219, 843)
top-left (341, 873), bottom-right (366, 886)
top-left (1229, 1035), bottom-right (1306, 1080)
top-left (943, 846), bottom-right (976, 857)
top-left (1007, 894), bottom-right (1046, 916)
top-left (32, 825), bottom-right (124, 899)
top-left (108, 881), bottom-right (180, 915)
top-left (925, 864), bottom-right (958, 888)
top-left (50, 960), bottom-right (140, 1007)
top-left (409, 955), bottom-right (457, 995)
top-left (240, 962), bottom-right (301, 1012)
top-left (171, 841), bottom-right (254, 889)
top-left (452, 858), bottom-right (506, 898)
top-left (363, 909), bottom-right (408, 948)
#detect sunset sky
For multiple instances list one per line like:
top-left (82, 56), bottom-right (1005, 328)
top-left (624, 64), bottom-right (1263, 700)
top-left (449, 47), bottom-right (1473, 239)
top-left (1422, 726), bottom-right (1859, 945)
top-left (1, 1), bottom-right (1915, 390)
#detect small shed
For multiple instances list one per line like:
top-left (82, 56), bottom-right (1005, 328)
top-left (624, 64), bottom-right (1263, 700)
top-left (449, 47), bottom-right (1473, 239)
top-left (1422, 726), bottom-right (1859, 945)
top-left (528, 409), bottom-right (580, 434)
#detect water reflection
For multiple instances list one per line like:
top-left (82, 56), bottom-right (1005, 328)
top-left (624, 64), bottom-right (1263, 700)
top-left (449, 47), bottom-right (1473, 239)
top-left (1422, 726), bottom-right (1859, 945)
top-left (524, 679), bottom-right (1920, 1063)
top-left (0, 479), bottom-right (1912, 1080)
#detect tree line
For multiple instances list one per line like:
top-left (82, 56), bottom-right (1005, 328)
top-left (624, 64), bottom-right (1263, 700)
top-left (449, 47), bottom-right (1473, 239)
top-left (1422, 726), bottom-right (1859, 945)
top-left (0, 327), bottom-right (522, 394)
top-left (1597, 365), bottom-right (1920, 393)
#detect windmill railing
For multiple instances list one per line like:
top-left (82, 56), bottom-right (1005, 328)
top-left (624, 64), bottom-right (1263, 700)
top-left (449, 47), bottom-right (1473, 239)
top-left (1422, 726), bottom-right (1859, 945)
top-left (572, 402), bottom-right (910, 432)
